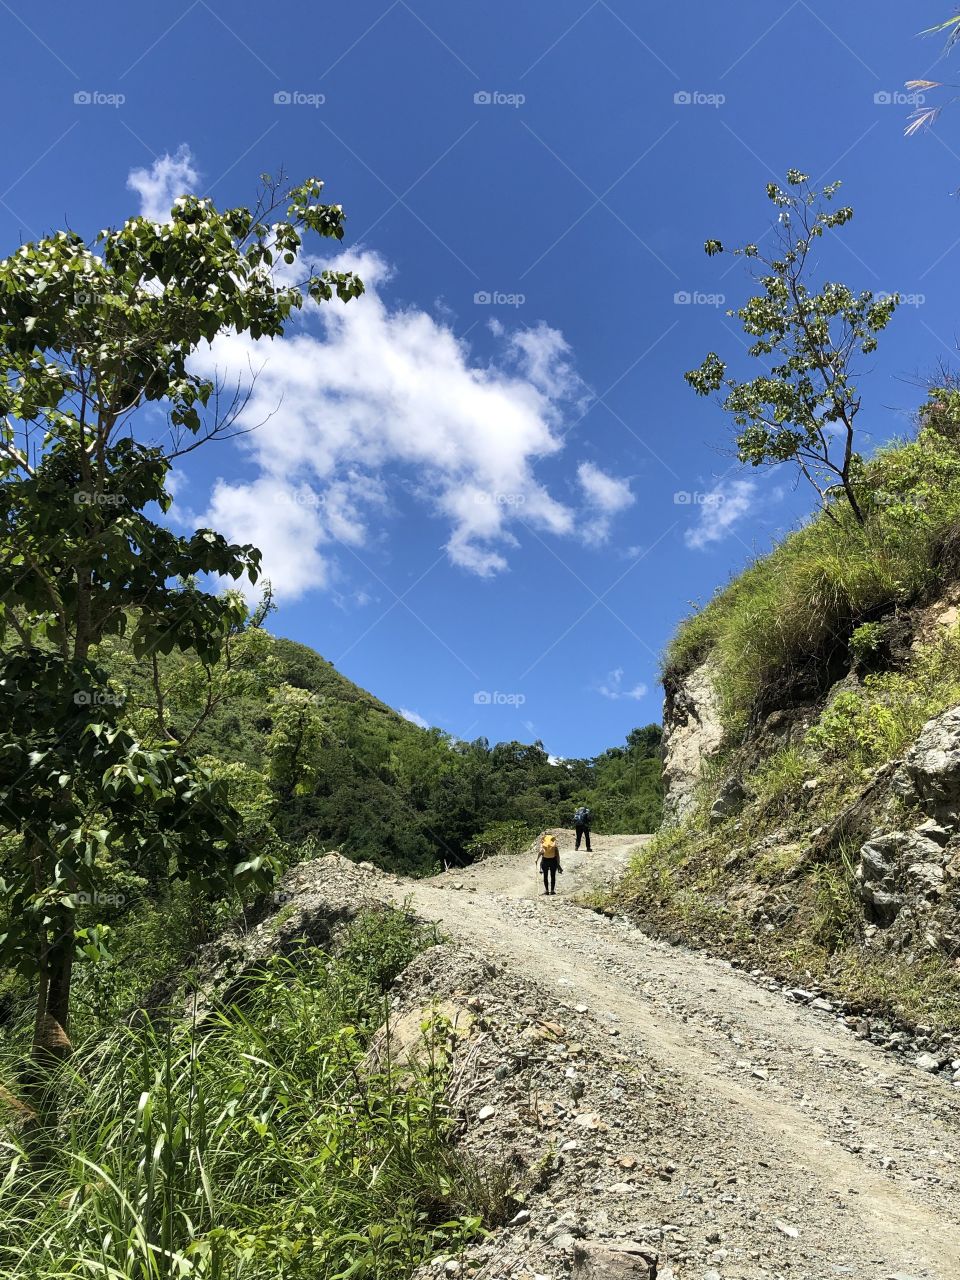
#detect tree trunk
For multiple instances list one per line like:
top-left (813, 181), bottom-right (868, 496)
top-left (23, 923), bottom-right (74, 1161)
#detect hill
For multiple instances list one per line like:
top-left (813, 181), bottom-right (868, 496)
top-left (599, 395), bottom-right (960, 1036)
top-left (131, 631), bottom-right (664, 879)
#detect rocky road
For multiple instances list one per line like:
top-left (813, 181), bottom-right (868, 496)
top-left (378, 832), bottom-right (960, 1280)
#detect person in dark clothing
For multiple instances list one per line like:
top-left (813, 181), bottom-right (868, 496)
top-left (573, 805), bottom-right (592, 852)
top-left (538, 832), bottom-right (562, 894)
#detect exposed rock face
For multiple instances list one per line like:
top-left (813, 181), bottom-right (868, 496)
top-left (894, 704), bottom-right (960, 823)
top-left (853, 704), bottom-right (960, 949)
top-left (857, 830), bottom-right (948, 925)
top-left (661, 662), bottom-right (724, 820)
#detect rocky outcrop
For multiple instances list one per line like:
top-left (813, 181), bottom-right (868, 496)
top-left (709, 775), bottom-right (750, 826)
top-left (661, 662), bottom-right (724, 820)
top-left (894, 704), bottom-right (960, 823)
top-left (854, 704), bottom-right (960, 951)
top-left (857, 828), bottom-right (950, 925)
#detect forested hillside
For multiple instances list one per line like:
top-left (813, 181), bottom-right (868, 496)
top-left (127, 628), bottom-right (663, 878)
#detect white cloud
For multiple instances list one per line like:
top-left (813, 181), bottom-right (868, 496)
top-left (684, 478), bottom-right (757, 550)
top-left (127, 145), bottom-right (200, 221)
top-left (596, 668), bottom-right (648, 701)
top-left (577, 461), bottom-right (634, 546)
top-left (190, 249), bottom-right (588, 598)
top-left (400, 707), bottom-right (430, 729)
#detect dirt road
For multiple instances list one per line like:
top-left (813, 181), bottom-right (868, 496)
top-left (383, 831), bottom-right (960, 1280)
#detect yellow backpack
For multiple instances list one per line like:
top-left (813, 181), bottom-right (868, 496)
top-left (540, 834), bottom-right (558, 859)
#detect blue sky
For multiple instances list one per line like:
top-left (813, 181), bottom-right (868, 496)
top-left (2, 2), bottom-right (957, 757)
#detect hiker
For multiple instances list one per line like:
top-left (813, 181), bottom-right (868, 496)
top-left (573, 805), bottom-right (592, 852)
top-left (537, 832), bottom-right (563, 895)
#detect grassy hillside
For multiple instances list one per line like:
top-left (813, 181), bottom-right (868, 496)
top-left (599, 396), bottom-right (960, 1031)
top-left (664, 395), bottom-right (960, 738)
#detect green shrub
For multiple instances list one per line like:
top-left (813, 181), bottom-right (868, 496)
top-left (849, 621), bottom-right (885, 664)
top-left (464, 821), bottom-right (536, 861)
top-left (0, 915), bottom-right (488, 1280)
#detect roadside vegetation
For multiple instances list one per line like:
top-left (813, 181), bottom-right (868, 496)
top-left (0, 910), bottom-right (509, 1280)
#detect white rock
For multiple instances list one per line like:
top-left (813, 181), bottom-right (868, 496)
top-left (477, 1105), bottom-right (496, 1121)
top-left (774, 1219), bottom-right (799, 1238)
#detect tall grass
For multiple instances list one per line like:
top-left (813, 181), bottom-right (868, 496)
top-left (664, 415), bottom-right (960, 734)
top-left (0, 914), bottom-right (496, 1280)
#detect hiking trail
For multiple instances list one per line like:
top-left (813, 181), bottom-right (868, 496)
top-left (376, 831), bottom-right (960, 1280)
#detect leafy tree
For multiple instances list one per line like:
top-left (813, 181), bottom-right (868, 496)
top-left (0, 174), bottom-right (363, 1093)
top-left (685, 171), bottom-right (898, 525)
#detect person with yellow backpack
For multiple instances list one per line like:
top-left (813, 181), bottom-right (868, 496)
top-left (537, 832), bottom-right (563, 895)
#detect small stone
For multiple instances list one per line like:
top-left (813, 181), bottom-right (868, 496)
top-left (914, 1052), bottom-right (941, 1073)
top-left (477, 1105), bottom-right (496, 1121)
top-left (751, 1067), bottom-right (768, 1080)
top-left (774, 1219), bottom-right (799, 1238)
top-left (810, 998), bottom-right (834, 1013)
top-left (509, 1209), bottom-right (531, 1226)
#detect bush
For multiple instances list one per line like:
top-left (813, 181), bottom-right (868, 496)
top-left (464, 821), bottom-right (536, 861)
top-left (0, 915), bottom-right (488, 1280)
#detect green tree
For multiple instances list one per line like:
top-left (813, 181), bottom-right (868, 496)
top-left (685, 171), bottom-right (897, 525)
top-left (0, 174), bottom-right (363, 1093)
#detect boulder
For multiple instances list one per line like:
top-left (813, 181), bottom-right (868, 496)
top-left (572, 1240), bottom-right (658, 1279)
top-left (709, 775), bottom-right (750, 826)
top-left (364, 999), bottom-right (475, 1078)
top-left (894, 704), bottom-right (960, 823)
top-left (857, 830), bottom-right (947, 925)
